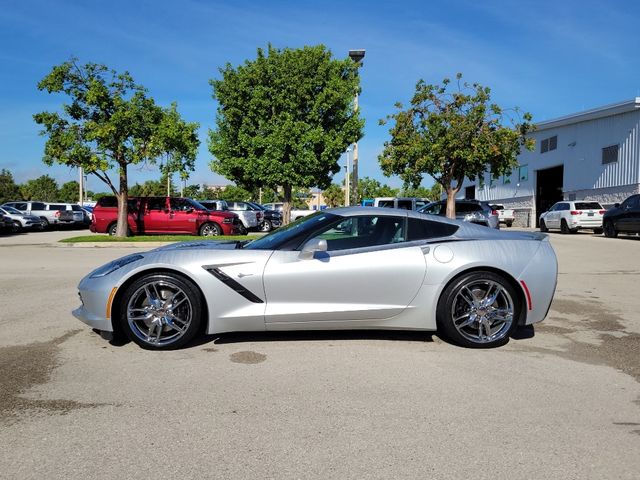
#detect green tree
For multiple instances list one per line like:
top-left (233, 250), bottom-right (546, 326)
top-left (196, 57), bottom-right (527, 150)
top-left (220, 184), bottom-right (253, 202)
top-left (20, 175), bottom-right (59, 201)
top-left (209, 44), bottom-right (364, 224)
top-left (34, 59), bottom-right (199, 236)
top-left (0, 169), bottom-right (21, 203)
top-left (183, 184), bottom-right (204, 199)
top-left (355, 177), bottom-right (399, 202)
top-left (323, 184), bottom-right (344, 208)
top-left (379, 73), bottom-right (533, 218)
top-left (58, 180), bottom-right (80, 203)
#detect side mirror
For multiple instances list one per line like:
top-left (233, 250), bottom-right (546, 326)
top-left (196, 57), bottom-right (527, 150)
top-left (299, 238), bottom-right (327, 260)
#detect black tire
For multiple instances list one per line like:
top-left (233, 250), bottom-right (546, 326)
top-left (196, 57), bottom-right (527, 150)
top-left (108, 223), bottom-right (117, 236)
top-left (437, 271), bottom-right (520, 348)
top-left (593, 228), bottom-right (603, 235)
top-left (119, 273), bottom-right (203, 350)
top-left (11, 221), bottom-right (21, 233)
top-left (260, 220), bottom-right (272, 232)
top-left (40, 217), bottom-right (50, 229)
top-left (560, 219), bottom-right (570, 234)
top-left (199, 222), bottom-right (222, 236)
top-left (603, 220), bottom-right (618, 238)
top-left (539, 219), bottom-right (548, 232)
top-left (506, 221), bottom-right (513, 228)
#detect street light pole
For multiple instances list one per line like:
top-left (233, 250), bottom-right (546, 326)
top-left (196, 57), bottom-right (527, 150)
top-left (348, 49), bottom-right (365, 205)
top-left (344, 147), bottom-right (351, 206)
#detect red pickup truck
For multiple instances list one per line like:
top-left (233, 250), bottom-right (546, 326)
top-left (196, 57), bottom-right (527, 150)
top-left (90, 196), bottom-right (242, 236)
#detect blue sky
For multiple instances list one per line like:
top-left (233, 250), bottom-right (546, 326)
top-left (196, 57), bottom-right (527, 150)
top-left (1, 0), bottom-right (639, 193)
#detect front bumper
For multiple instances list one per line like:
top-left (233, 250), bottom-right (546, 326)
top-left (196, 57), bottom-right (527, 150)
top-left (73, 305), bottom-right (113, 331)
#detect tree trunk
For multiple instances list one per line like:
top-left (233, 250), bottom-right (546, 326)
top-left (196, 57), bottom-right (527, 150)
top-left (115, 165), bottom-right (129, 237)
top-left (282, 184), bottom-right (292, 225)
top-left (445, 178), bottom-right (463, 219)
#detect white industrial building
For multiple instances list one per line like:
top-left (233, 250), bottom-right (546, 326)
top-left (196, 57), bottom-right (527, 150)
top-left (461, 98), bottom-right (640, 227)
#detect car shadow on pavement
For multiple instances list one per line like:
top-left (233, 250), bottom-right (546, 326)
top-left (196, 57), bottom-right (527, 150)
top-left (511, 324), bottom-right (535, 340)
top-left (207, 330), bottom-right (437, 345)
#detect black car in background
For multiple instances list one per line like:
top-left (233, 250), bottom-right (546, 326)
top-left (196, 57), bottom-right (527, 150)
top-left (603, 194), bottom-right (640, 237)
top-left (247, 202), bottom-right (282, 232)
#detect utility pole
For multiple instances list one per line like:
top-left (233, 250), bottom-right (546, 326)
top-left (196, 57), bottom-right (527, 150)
top-left (348, 49), bottom-right (365, 205)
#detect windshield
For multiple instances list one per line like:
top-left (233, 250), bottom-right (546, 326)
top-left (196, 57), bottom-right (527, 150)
top-left (244, 212), bottom-right (338, 250)
top-left (1, 206), bottom-right (20, 214)
top-left (187, 199), bottom-right (209, 211)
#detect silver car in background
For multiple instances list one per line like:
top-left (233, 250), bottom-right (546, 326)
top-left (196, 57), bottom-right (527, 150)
top-left (73, 207), bottom-right (557, 350)
top-left (419, 199), bottom-right (499, 229)
top-left (0, 206), bottom-right (43, 231)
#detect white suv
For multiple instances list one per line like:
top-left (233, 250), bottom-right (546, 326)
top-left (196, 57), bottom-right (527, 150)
top-left (539, 201), bottom-right (605, 234)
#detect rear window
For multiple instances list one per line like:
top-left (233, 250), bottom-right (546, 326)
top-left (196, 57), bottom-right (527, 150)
top-left (97, 196), bottom-right (118, 207)
top-left (48, 204), bottom-right (66, 211)
top-left (456, 203), bottom-right (482, 213)
top-left (408, 218), bottom-right (458, 240)
top-left (575, 202), bottom-right (602, 210)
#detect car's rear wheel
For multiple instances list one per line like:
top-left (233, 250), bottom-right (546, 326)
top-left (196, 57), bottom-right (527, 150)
top-left (119, 273), bottom-right (202, 349)
top-left (603, 220), bottom-right (618, 238)
top-left (40, 217), bottom-right (49, 229)
top-left (560, 219), bottom-right (570, 234)
top-left (108, 223), bottom-right (117, 236)
top-left (199, 222), bottom-right (222, 236)
top-left (260, 220), bottom-right (272, 232)
top-left (539, 219), bottom-right (548, 232)
top-left (437, 271), bottom-right (519, 348)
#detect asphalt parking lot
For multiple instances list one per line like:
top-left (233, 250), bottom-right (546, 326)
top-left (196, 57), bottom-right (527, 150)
top-left (1, 229), bottom-right (639, 479)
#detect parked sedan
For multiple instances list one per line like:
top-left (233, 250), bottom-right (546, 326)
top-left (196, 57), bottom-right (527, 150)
top-left (539, 201), bottom-right (605, 234)
top-left (73, 207), bottom-right (557, 350)
top-left (248, 202), bottom-right (282, 232)
top-left (603, 194), bottom-right (640, 237)
top-left (0, 206), bottom-right (43, 231)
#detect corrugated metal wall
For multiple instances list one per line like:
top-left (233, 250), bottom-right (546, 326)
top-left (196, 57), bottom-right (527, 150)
top-left (462, 109), bottom-right (640, 201)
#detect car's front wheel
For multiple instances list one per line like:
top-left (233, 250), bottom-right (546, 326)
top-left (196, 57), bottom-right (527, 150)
top-left (119, 273), bottom-right (203, 349)
top-left (603, 220), bottom-right (618, 238)
top-left (539, 219), bottom-right (548, 232)
top-left (437, 271), bottom-right (520, 348)
top-left (199, 222), bottom-right (222, 236)
top-left (260, 220), bottom-right (272, 232)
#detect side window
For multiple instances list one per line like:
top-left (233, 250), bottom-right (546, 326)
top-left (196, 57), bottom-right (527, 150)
top-left (147, 198), bottom-right (166, 211)
top-left (559, 203), bottom-right (570, 211)
top-left (170, 198), bottom-right (191, 211)
top-left (312, 215), bottom-right (406, 251)
top-left (49, 204), bottom-right (65, 211)
top-left (14, 202), bottom-right (28, 210)
top-left (408, 218), bottom-right (458, 240)
top-left (97, 197), bottom-right (117, 208)
top-left (31, 202), bottom-right (46, 210)
top-left (422, 203), bottom-right (442, 215)
top-left (71, 205), bottom-right (82, 211)
top-left (397, 200), bottom-right (412, 210)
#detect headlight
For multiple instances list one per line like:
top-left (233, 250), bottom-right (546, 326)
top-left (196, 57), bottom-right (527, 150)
top-left (89, 254), bottom-right (144, 278)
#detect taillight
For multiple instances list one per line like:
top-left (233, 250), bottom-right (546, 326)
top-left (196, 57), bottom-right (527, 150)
top-left (55, 211), bottom-right (60, 217)
top-left (570, 210), bottom-right (582, 215)
top-left (599, 210), bottom-right (605, 215)
top-left (491, 209), bottom-right (498, 216)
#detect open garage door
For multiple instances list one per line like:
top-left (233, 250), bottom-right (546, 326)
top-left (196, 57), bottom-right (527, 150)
top-left (535, 165), bottom-right (564, 227)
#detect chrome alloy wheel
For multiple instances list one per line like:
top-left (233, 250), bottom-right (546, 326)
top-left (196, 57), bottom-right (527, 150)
top-left (126, 280), bottom-right (193, 347)
top-left (451, 280), bottom-right (514, 344)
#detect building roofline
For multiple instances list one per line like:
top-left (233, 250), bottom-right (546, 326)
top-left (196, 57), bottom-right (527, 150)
top-left (535, 97), bottom-right (640, 131)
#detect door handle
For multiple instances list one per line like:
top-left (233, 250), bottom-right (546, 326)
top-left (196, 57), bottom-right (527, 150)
top-left (237, 272), bottom-right (253, 278)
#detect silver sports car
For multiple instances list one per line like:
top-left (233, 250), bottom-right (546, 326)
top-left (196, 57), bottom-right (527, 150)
top-left (74, 207), bottom-right (557, 349)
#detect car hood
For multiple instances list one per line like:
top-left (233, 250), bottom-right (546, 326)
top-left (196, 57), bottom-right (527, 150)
top-left (150, 240), bottom-right (242, 252)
